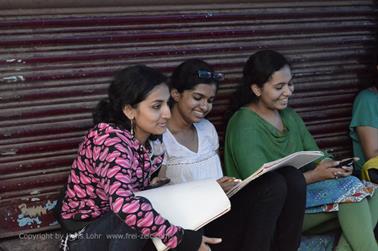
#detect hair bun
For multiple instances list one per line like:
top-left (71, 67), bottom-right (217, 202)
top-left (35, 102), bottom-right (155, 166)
top-left (92, 98), bottom-right (111, 125)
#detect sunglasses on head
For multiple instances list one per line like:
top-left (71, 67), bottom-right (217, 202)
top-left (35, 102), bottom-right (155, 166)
top-left (197, 70), bottom-right (225, 81)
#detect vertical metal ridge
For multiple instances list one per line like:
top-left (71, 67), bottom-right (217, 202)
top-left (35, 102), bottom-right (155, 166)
top-left (0, 1), bottom-right (376, 238)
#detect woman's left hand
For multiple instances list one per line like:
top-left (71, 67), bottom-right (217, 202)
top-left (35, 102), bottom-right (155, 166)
top-left (330, 157), bottom-right (358, 178)
top-left (304, 159), bottom-right (352, 184)
top-left (335, 165), bottom-right (353, 178)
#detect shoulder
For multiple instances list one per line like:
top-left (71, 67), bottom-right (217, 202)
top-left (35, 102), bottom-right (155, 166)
top-left (89, 123), bottom-right (123, 137)
top-left (195, 119), bottom-right (217, 134)
top-left (358, 88), bottom-right (377, 98)
top-left (350, 89), bottom-right (378, 127)
top-left (226, 108), bottom-right (260, 140)
top-left (228, 108), bottom-right (258, 128)
top-left (352, 89), bottom-right (378, 115)
top-left (354, 89), bottom-right (378, 106)
top-left (195, 119), bottom-right (219, 148)
top-left (89, 123), bottom-right (137, 154)
top-left (162, 128), bottom-right (176, 147)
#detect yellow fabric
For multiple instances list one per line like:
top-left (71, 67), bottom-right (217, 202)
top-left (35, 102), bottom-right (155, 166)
top-left (361, 156), bottom-right (378, 181)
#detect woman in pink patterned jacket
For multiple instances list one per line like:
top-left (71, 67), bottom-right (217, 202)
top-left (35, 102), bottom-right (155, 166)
top-left (58, 65), bottom-right (204, 251)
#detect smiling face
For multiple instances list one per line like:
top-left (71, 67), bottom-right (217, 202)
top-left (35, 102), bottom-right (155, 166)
top-left (251, 65), bottom-right (294, 111)
top-left (171, 83), bottom-right (217, 124)
top-left (123, 83), bottom-right (171, 143)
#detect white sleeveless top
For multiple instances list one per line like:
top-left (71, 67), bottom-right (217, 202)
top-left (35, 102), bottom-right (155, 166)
top-left (162, 119), bottom-right (223, 184)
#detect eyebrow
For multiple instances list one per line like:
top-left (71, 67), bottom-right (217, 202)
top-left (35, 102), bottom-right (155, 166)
top-left (192, 91), bottom-right (215, 98)
top-left (273, 77), bottom-right (293, 86)
top-left (152, 99), bottom-right (167, 103)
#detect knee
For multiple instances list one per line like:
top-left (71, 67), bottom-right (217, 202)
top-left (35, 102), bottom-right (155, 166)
top-left (258, 172), bottom-right (288, 201)
top-left (280, 166), bottom-right (306, 192)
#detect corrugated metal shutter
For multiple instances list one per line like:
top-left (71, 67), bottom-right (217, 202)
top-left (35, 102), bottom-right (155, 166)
top-left (0, 0), bottom-right (377, 238)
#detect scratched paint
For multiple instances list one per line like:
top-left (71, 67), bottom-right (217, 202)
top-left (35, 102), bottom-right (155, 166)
top-left (1, 75), bottom-right (25, 83)
top-left (17, 215), bottom-right (42, 227)
top-left (5, 59), bottom-right (25, 63)
top-left (16, 200), bottom-right (57, 227)
top-left (45, 200), bottom-right (57, 211)
top-left (19, 204), bottom-right (47, 217)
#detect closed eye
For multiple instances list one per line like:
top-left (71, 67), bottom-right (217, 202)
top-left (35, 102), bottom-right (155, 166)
top-left (151, 102), bottom-right (163, 109)
top-left (275, 84), bottom-right (284, 90)
top-left (193, 94), bottom-right (202, 101)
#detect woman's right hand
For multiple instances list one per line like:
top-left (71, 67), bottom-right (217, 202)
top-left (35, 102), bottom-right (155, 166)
top-left (198, 235), bottom-right (222, 251)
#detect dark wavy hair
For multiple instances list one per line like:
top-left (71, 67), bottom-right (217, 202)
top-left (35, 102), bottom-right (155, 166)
top-left (170, 59), bottom-right (220, 94)
top-left (93, 65), bottom-right (168, 130)
top-left (232, 50), bottom-right (290, 110)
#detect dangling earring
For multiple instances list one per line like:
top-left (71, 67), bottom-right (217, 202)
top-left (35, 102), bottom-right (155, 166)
top-left (130, 119), bottom-right (135, 137)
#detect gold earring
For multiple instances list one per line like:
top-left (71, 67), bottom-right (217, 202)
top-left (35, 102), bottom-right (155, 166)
top-left (130, 119), bottom-right (135, 137)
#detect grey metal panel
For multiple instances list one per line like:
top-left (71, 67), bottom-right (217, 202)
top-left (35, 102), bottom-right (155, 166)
top-left (0, 0), bottom-right (377, 238)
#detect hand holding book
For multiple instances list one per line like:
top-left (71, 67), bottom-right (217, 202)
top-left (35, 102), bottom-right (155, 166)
top-left (217, 176), bottom-right (241, 193)
top-left (198, 236), bottom-right (222, 251)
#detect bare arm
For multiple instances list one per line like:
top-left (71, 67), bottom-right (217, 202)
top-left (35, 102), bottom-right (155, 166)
top-left (356, 126), bottom-right (378, 160)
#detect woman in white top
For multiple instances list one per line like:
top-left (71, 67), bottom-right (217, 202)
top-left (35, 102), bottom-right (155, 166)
top-left (163, 117), bottom-right (222, 184)
top-left (160, 59), bottom-right (307, 251)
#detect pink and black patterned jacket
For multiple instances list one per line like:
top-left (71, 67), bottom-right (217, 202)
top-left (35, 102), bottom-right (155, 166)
top-left (60, 123), bottom-right (183, 248)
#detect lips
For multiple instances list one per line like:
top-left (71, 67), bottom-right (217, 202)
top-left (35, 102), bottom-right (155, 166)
top-left (157, 122), bottom-right (167, 128)
top-left (193, 110), bottom-right (206, 118)
top-left (279, 99), bottom-right (288, 105)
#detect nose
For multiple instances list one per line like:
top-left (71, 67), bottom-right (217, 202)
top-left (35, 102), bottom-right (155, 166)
top-left (283, 85), bottom-right (293, 97)
top-left (162, 103), bottom-right (171, 119)
top-left (199, 99), bottom-right (209, 111)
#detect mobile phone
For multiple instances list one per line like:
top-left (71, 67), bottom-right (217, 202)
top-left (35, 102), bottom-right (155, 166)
top-left (145, 178), bottom-right (170, 190)
top-left (336, 158), bottom-right (354, 168)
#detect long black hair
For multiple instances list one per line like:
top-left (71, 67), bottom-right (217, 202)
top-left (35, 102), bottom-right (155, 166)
top-left (93, 65), bottom-right (168, 130)
top-left (232, 50), bottom-right (290, 110)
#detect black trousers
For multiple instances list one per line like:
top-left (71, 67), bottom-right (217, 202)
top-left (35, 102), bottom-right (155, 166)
top-left (66, 212), bottom-right (148, 251)
top-left (66, 212), bottom-right (201, 251)
top-left (205, 166), bottom-right (306, 251)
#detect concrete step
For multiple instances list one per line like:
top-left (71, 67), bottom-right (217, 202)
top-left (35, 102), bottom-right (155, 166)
top-left (0, 231), bottom-right (61, 251)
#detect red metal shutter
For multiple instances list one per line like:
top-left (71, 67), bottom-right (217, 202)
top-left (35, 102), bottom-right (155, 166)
top-left (0, 1), bottom-right (377, 238)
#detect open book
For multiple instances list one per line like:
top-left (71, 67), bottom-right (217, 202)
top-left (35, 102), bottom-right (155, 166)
top-left (135, 179), bottom-right (231, 251)
top-left (227, 150), bottom-right (324, 197)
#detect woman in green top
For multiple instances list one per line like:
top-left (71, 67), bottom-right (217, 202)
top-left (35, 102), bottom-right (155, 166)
top-left (349, 51), bottom-right (378, 175)
top-left (224, 50), bottom-right (378, 251)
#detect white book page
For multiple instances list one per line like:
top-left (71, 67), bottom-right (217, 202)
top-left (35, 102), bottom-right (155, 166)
top-left (135, 179), bottom-right (231, 251)
top-left (262, 151), bottom-right (324, 171)
top-left (227, 151), bottom-right (323, 197)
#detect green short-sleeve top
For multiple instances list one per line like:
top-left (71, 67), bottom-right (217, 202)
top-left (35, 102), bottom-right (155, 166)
top-left (349, 88), bottom-right (378, 171)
